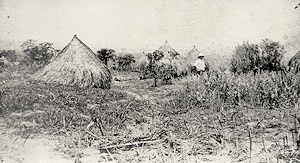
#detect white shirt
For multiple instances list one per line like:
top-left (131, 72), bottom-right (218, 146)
top-left (193, 59), bottom-right (205, 71)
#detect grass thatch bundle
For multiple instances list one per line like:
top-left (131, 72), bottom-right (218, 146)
top-left (30, 35), bottom-right (111, 89)
top-left (288, 51), bottom-right (300, 73)
top-left (157, 41), bottom-right (187, 75)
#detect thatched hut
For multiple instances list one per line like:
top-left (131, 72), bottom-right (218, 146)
top-left (157, 41), bottom-right (187, 76)
top-left (184, 46), bottom-right (209, 72)
top-left (30, 35), bottom-right (111, 89)
top-left (288, 50), bottom-right (300, 73)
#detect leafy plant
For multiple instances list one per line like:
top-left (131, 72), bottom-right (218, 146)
top-left (230, 39), bottom-right (285, 75)
top-left (0, 50), bottom-right (18, 62)
top-left (145, 50), bottom-right (164, 86)
top-left (116, 53), bottom-right (135, 71)
top-left (21, 40), bottom-right (55, 67)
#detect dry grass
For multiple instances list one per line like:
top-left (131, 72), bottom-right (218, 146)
top-left (2, 66), bottom-right (300, 162)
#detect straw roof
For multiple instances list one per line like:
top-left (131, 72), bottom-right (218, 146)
top-left (288, 50), bottom-right (300, 73)
top-left (157, 41), bottom-right (187, 75)
top-left (30, 35), bottom-right (111, 88)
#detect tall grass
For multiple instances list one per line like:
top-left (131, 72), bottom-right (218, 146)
top-left (2, 67), bottom-right (300, 162)
top-left (154, 70), bottom-right (300, 161)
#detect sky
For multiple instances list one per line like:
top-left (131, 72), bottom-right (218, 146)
top-left (1, 0), bottom-right (300, 60)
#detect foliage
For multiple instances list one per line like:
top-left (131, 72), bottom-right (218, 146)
top-left (144, 50), bottom-right (164, 86)
top-left (0, 50), bottom-right (17, 62)
top-left (116, 53), bottom-right (135, 71)
top-left (96, 48), bottom-right (115, 65)
top-left (167, 50), bottom-right (179, 60)
top-left (230, 39), bottom-right (285, 74)
top-left (141, 50), bottom-right (179, 86)
top-left (21, 39), bottom-right (55, 67)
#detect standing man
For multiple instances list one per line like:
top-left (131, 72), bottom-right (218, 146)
top-left (193, 53), bottom-right (206, 76)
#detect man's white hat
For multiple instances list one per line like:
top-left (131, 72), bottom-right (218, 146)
top-left (198, 53), bottom-right (204, 58)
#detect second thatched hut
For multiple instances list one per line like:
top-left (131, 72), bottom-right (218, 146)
top-left (157, 41), bottom-right (187, 76)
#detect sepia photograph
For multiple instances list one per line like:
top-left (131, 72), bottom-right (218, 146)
top-left (1, 0), bottom-right (300, 162)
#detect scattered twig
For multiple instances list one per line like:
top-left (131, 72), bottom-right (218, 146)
top-left (13, 137), bottom-right (19, 144)
top-left (105, 148), bottom-right (115, 161)
top-left (248, 128), bottom-right (252, 160)
top-left (23, 130), bottom-right (33, 145)
top-left (99, 139), bottom-right (164, 149)
top-left (262, 135), bottom-right (268, 162)
top-left (283, 136), bottom-right (286, 153)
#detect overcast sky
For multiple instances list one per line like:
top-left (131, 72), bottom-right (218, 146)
top-left (1, 0), bottom-right (300, 59)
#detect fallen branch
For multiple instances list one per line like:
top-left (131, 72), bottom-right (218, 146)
top-left (84, 121), bottom-right (106, 141)
top-left (23, 130), bottom-right (33, 145)
top-left (99, 139), bottom-right (164, 149)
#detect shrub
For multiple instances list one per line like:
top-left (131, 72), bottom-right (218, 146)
top-left (21, 40), bottom-right (55, 69)
top-left (230, 39), bottom-right (285, 74)
top-left (116, 53), bottom-right (135, 71)
top-left (0, 50), bottom-right (18, 62)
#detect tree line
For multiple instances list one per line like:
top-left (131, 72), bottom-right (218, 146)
top-left (0, 38), bottom-right (294, 87)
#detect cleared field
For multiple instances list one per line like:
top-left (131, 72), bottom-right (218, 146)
top-left (1, 68), bottom-right (300, 163)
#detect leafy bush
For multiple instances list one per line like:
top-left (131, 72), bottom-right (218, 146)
top-left (116, 53), bottom-right (135, 71)
top-left (230, 39), bottom-right (285, 74)
top-left (0, 50), bottom-right (18, 62)
top-left (141, 50), bottom-right (178, 86)
top-left (21, 40), bottom-right (55, 68)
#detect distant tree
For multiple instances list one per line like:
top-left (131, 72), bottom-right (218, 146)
top-left (21, 39), bottom-right (55, 66)
top-left (259, 39), bottom-right (285, 72)
top-left (97, 48), bottom-right (115, 65)
top-left (117, 53), bottom-right (135, 71)
top-left (230, 39), bottom-right (285, 75)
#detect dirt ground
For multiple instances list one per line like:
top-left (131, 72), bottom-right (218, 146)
top-left (0, 118), bottom-right (75, 163)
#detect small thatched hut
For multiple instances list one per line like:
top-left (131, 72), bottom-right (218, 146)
top-left (184, 46), bottom-right (209, 72)
top-left (30, 35), bottom-right (111, 88)
top-left (157, 41), bottom-right (187, 76)
top-left (288, 50), bottom-right (300, 73)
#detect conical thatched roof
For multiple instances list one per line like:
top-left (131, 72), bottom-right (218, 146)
top-left (157, 41), bottom-right (187, 75)
top-left (184, 46), bottom-right (209, 71)
top-left (30, 35), bottom-right (111, 88)
top-left (158, 41), bottom-right (178, 54)
top-left (288, 50), bottom-right (300, 73)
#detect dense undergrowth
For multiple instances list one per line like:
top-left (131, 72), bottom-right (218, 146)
top-left (1, 68), bottom-right (300, 162)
